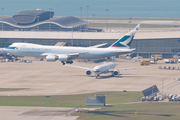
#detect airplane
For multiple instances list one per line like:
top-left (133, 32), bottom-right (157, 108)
top-left (65, 62), bottom-right (151, 78)
top-left (3, 24), bottom-right (140, 65)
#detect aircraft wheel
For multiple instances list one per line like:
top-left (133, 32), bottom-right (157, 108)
top-left (95, 74), bottom-right (100, 79)
top-left (61, 61), bottom-right (65, 65)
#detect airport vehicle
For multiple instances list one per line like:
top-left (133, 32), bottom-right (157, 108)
top-left (0, 48), bottom-right (16, 60)
top-left (0, 48), bottom-right (6, 56)
top-left (164, 59), bottom-right (170, 63)
top-left (178, 59), bottom-right (180, 63)
top-left (3, 24), bottom-right (140, 65)
top-left (140, 60), bottom-right (150, 66)
top-left (164, 58), bottom-right (177, 63)
top-left (66, 62), bottom-right (150, 78)
top-left (133, 55), bottom-right (143, 59)
top-left (151, 54), bottom-right (162, 60)
top-left (148, 58), bottom-right (157, 64)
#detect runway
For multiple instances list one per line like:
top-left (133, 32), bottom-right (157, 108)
top-left (0, 58), bottom-right (180, 96)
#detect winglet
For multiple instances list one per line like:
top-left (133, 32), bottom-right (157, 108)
top-left (134, 24), bottom-right (140, 32)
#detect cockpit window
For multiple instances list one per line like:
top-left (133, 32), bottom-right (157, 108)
top-left (93, 69), bottom-right (100, 73)
top-left (6, 46), bottom-right (16, 49)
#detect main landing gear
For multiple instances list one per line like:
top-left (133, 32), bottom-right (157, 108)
top-left (95, 74), bottom-right (100, 79)
top-left (61, 61), bottom-right (65, 65)
top-left (61, 61), bottom-right (73, 65)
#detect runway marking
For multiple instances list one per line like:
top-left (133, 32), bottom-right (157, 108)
top-left (76, 80), bottom-right (82, 82)
top-left (159, 80), bottom-right (176, 88)
top-left (171, 83), bottom-right (180, 90)
top-left (7, 94), bottom-right (10, 96)
top-left (1, 66), bottom-right (4, 68)
top-left (27, 94), bottom-right (31, 96)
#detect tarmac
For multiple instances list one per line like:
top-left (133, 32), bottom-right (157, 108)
top-left (1, 58), bottom-right (180, 120)
top-left (0, 58), bottom-right (180, 96)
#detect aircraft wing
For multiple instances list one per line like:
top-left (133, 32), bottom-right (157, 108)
top-left (88, 43), bottom-right (107, 48)
top-left (41, 52), bottom-right (88, 59)
top-left (65, 64), bottom-right (93, 70)
top-left (108, 66), bottom-right (151, 72)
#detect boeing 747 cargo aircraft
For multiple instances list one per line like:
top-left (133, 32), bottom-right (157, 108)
top-left (3, 24), bottom-right (140, 65)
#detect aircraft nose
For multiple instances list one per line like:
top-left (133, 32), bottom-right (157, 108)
top-left (93, 69), bottom-right (100, 73)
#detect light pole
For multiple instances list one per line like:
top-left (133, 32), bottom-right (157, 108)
top-left (105, 9), bottom-right (109, 32)
top-left (71, 21), bottom-right (73, 46)
top-left (71, 27), bottom-right (73, 46)
top-left (37, 16), bottom-right (39, 31)
top-left (92, 14), bottom-right (95, 29)
top-left (80, 7), bottom-right (83, 31)
top-left (86, 5), bottom-right (89, 31)
top-left (128, 17), bottom-right (132, 31)
top-left (152, 86), bottom-right (154, 97)
top-left (162, 79), bottom-right (164, 94)
top-left (1, 8), bottom-right (4, 31)
top-left (49, 8), bottom-right (52, 31)
top-left (89, 40), bottom-right (91, 46)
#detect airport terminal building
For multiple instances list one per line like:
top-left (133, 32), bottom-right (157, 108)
top-left (0, 9), bottom-right (180, 58)
top-left (0, 30), bottom-right (180, 58)
top-left (0, 9), bottom-right (102, 32)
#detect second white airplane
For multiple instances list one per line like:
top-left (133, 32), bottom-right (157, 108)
top-left (66, 62), bottom-right (151, 78)
top-left (3, 24), bottom-right (140, 65)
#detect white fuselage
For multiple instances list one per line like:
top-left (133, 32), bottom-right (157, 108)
top-left (4, 43), bottom-right (133, 59)
top-left (93, 62), bottom-right (116, 74)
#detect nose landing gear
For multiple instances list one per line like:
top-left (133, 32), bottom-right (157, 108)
top-left (95, 74), bottom-right (100, 79)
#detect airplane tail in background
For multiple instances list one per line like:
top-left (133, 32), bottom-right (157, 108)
top-left (109, 24), bottom-right (140, 49)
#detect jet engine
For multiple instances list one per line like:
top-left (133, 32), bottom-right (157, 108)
top-left (58, 55), bottom-right (69, 61)
top-left (46, 55), bottom-right (57, 62)
top-left (86, 70), bottom-right (92, 76)
top-left (112, 70), bottom-right (119, 76)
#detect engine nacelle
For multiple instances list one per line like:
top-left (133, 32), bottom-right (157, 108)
top-left (86, 70), bottom-right (92, 76)
top-left (46, 55), bottom-right (57, 62)
top-left (112, 70), bottom-right (119, 76)
top-left (58, 55), bottom-right (68, 61)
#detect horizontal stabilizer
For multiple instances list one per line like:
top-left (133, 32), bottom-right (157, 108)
top-left (88, 43), bottom-right (107, 48)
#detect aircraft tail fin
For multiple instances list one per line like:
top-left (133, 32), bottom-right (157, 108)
top-left (109, 24), bottom-right (140, 49)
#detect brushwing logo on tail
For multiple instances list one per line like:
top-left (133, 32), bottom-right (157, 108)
top-left (136, 27), bottom-right (139, 31)
top-left (111, 36), bottom-right (133, 48)
top-left (110, 24), bottom-right (140, 48)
